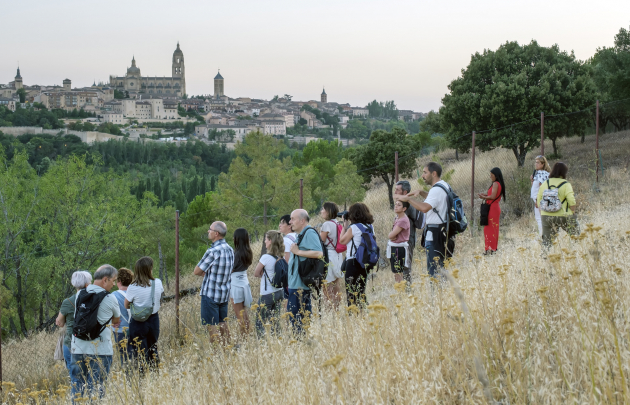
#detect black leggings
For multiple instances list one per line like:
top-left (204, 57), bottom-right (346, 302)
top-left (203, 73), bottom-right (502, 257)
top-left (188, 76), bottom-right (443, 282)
top-left (344, 258), bottom-right (368, 307)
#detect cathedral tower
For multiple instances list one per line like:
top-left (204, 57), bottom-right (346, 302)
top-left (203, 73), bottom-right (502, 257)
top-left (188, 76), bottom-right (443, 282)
top-left (321, 87), bottom-right (327, 103)
top-left (14, 67), bottom-right (23, 90)
top-left (172, 42), bottom-right (186, 95)
top-left (214, 70), bottom-right (224, 99)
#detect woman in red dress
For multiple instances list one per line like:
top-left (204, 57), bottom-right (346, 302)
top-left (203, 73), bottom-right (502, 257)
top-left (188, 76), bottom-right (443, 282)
top-left (478, 167), bottom-right (506, 254)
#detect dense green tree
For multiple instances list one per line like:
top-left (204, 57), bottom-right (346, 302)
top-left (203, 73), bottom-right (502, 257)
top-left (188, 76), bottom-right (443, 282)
top-left (440, 40), bottom-right (597, 165)
top-left (348, 128), bottom-right (432, 208)
top-left (318, 159), bottom-right (366, 209)
top-left (16, 88), bottom-right (27, 103)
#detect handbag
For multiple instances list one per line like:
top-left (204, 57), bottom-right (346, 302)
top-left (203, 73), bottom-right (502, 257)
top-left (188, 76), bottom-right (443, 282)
top-left (129, 281), bottom-right (155, 322)
top-left (479, 198), bottom-right (498, 226)
top-left (54, 331), bottom-right (65, 361)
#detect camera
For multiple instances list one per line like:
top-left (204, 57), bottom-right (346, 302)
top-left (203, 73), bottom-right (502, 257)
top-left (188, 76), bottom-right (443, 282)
top-left (337, 210), bottom-right (349, 220)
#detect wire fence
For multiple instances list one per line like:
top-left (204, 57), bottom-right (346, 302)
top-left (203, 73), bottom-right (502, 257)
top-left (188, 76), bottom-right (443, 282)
top-left (2, 98), bottom-right (630, 393)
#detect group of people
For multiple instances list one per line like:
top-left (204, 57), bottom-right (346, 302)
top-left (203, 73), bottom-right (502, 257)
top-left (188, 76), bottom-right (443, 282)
top-left (56, 258), bottom-right (164, 400)
top-left (54, 158), bottom-right (580, 400)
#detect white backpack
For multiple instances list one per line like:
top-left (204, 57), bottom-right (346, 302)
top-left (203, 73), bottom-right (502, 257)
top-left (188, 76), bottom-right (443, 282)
top-left (540, 180), bottom-right (567, 213)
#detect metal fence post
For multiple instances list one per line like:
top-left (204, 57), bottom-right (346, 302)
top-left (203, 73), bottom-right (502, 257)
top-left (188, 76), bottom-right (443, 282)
top-left (299, 179), bottom-right (303, 209)
top-left (175, 210), bottom-right (180, 338)
top-left (540, 112), bottom-right (545, 155)
top-left (471, 131), bottom-right (476, 237)
top-left (395, 151), bottom-right (399, 183)
top-left (596, 100), bottom-right (600, 183)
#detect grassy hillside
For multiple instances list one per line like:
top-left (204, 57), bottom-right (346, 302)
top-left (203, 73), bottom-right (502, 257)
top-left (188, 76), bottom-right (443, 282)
top-left (2, 132), bottom-right (630, 404)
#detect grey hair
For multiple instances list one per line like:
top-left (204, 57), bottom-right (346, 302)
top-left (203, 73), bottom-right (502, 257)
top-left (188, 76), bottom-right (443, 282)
top-left (71, 271), bottom-right (93, 288)
top-left (214, 222), bottom-right (227, 236)
top-left (296, 209), bottom-right (309, 222)
top-left (94, 264), bottom-right (118, 280)
top-left (396, 180), bottom-right (411, 194)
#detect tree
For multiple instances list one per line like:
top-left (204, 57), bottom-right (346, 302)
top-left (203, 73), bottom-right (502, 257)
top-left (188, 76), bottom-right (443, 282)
top-left (283, 94), bottom-right (292, 101)
top-left (218, 131), bottom-right (313, 235)
top-left (440, 40), bottom-right (597, 166)
top-left (16, 88), bottom-right (27, 103)
top-left (348, 128), bottom-right (432, 208)
top-left (591, 25), bottom-right (630, 132)
top-left (320, 159), bottom-right (366, 209)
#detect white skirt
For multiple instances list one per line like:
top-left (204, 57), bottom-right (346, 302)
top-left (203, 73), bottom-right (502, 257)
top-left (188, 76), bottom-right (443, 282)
top-left (326, 250), bottom-right (344, 282)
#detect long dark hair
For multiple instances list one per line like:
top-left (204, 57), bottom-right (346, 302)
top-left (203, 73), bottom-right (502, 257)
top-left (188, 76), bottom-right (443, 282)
top-left (490, 167), bottom-right (506, 201)
top-left (233, 228), bottom-right (253, 268)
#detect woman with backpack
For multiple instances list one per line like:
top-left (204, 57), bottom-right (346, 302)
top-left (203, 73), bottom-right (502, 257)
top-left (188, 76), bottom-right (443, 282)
top-left (230, 228), bottom-right (253, 337)
top-left (531, 155), bottom-right (551, 236)
top-left (537, 162), bottom-right (579, 247)
top-left (253, 230), bottom-right (285, 336)
top-left (55, 270), bottom-right (92, 378)
top-left (124, 256), bottom-right (164, 370)
top-left (387, 200), bottom-right (411, 283)
top-left (478, 167), bottom-right (506, 255)
top-left (339, 203), bottom-right (376, 308)
top-left (319, 202), bottom-right (345, 308)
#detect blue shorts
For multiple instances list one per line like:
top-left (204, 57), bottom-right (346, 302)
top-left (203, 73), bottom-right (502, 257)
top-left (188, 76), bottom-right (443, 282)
top-left (201, 295), bottom-right (228, 326)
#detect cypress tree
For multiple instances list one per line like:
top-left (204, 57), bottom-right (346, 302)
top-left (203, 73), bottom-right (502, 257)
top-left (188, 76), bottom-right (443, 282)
top-left (199, 175), bottom-right (207, 196)
top-left (162, 177), bottom-right (170, 204)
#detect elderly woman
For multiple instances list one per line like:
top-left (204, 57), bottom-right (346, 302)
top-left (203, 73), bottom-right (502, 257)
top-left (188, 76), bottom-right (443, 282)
top-left (56, 271), bottom-right (92, 379)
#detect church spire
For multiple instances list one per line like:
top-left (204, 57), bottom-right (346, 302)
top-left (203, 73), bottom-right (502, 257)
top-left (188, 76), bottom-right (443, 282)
top-left (15, 66), bottom-right (22, 79)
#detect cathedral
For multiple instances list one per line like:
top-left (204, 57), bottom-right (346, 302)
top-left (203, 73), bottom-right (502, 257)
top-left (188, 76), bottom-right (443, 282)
top-left (109, 43), bottom-right (186, 97)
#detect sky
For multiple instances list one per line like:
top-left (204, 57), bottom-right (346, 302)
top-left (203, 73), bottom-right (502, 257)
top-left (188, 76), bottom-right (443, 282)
top-left (1, 0), bottom-right (628, 112)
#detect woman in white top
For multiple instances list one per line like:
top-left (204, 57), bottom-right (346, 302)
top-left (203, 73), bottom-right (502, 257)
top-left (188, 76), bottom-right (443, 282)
top-left (254, 230), bottom-right (285, 336)
top-left (531, 155), bottom-right (551, 236)
top-left (319, 202), bottom-right (345, 308)
top-left (124, 256), bottom-right (164, 370)
top-left (338, 202), bottom-right (376, 308)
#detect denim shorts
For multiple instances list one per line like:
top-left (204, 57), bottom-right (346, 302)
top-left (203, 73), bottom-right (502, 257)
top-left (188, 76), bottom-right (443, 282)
top-left (201, 295), bottom-right (228, 326)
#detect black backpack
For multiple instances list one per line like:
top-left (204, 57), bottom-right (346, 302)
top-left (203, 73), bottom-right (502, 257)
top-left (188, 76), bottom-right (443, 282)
top-left (432, 183), bottom-right (468, 236)
top-left (72, 288), bottom-right (111, 341)
top-left (295, 227), bottom-right (329, 288)
top-left (269, 256), bottom-right (289, 290)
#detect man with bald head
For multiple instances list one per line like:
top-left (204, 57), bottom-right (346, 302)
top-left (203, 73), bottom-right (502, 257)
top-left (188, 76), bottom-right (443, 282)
top-left (287, 209), bottom-right (324, 334)
top-left (194, 221), bottom-right (234, 345)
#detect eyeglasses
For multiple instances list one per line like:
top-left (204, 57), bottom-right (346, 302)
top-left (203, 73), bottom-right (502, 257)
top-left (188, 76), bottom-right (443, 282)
top-left (536, 155), bottom-right (544, 159)
top-left (208, 228), bottom-right (216, 232)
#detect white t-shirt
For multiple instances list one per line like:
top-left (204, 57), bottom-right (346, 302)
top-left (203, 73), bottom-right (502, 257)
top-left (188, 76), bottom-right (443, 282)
top-left (71, 285), bottom-right (121, 356)
top-left (321, 220), bottom-right (339, 250)
top-left (259, 254), bottom-right (283, 296)
top-left (284, 233), bottom-right (297, 254)
top-left (126, 279), bottom-right (164, 314)
top-left (347, 224), bottom-right (373, 260)
top-left (424, 180), bottom-right (451, 242)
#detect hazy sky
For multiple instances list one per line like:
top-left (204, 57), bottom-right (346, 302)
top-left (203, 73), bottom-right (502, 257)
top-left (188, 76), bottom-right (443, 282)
top-left (1, 0), bottom-right (628, 112)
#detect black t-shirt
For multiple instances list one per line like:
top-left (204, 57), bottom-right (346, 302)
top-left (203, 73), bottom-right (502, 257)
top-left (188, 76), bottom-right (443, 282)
top-left (232, 255), bottom-right (248, 273)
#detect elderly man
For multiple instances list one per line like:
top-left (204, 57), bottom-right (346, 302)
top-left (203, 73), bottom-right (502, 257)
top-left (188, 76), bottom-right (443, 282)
top-left (194, 221), bottom-right (234, 345)
top-left (393, 180), bottom-right (425, 284)
top-left (287, 209), bottom-right (323, 334)
top-left (70, 264), bottom-right (120, 400)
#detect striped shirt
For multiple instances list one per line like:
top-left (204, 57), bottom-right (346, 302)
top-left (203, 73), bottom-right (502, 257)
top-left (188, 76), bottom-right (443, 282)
top-left (197, 239), bottom-right (234, 303)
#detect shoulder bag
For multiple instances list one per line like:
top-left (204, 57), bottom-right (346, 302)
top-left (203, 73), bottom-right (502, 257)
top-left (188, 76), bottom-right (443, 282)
top-left (130, 281), bottom-right (155, 322)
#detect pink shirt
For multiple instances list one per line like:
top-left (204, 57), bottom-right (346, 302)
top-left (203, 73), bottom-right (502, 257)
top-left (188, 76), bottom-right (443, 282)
top-left (391, 215), bottom-right (410, 243)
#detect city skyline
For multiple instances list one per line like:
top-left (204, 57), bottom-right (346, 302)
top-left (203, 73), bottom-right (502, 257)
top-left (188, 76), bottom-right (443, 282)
top-left (1, 0), bottom-right (628, 112)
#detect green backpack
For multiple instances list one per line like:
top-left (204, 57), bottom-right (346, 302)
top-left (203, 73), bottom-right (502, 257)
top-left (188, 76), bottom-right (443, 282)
top-left (129, 281), bottom-right (155, 322)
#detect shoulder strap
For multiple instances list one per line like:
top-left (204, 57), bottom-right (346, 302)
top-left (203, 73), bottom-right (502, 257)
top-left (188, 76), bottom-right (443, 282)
top-left (262, 255), bottom-right (277, 289)
top-left (150, 280), bottom-right (155, 311)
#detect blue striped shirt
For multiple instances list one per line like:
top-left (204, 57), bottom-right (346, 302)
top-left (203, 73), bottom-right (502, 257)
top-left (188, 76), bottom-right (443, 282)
top-left (197, 239), bottom-right (234, 303)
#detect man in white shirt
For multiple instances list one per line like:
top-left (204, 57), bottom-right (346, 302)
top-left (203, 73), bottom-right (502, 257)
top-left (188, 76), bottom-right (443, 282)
top-left (279, 214), bottom-right (297, 263)
top-left (396, 162), bottom-right (454, 277)
top-left (70, 264), bottom-right (120, 400)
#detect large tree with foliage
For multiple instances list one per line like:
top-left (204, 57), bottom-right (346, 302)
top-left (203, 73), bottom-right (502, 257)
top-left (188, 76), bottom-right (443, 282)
top-left (319, 159), bottom-right (366, 210)
top-left (348, 127), bottom-right (432, 208)
top-left (591, 25), bottom-right (630, 132)
top-left (440, 40), bottom-right (597, 165)
top-left (218, 131), bottom-right (314, 237)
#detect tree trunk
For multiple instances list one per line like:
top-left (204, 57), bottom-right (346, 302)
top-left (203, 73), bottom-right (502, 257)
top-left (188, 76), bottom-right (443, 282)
top-left (382, 174), bottom-right (395, 209)
top-left (455, 149), bottom-right (459, 161)
top-left (511, 145), bottom-right (527, 167)
top-left (552, 138), bottom-right (559, 155)
top-left (9, 316), bottom-right (19, 337)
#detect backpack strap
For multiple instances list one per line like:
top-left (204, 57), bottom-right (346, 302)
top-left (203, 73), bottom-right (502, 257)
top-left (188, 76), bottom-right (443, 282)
top-left (431, 183), bottom-right (451, 224)
top-left (262, 255), bottom-right (277, 290)
top-left (325, 220), bottom-right (337, 249)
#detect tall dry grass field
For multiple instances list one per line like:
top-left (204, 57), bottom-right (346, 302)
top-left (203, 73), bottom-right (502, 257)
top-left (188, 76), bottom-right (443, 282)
top-left (2, 132), bottom-right (630, 404)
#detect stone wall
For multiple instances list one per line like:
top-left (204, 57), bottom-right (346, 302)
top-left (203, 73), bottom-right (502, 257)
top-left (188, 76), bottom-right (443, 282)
top-left (0, 126), bottom-right (122, 144)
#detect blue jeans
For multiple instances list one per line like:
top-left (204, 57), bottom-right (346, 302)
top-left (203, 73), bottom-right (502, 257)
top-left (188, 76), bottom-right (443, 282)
top-left (425, 241), bottom-right (444, 277)
top-left (63, 344), bottom-right (72, 371)
top-left (201, 295), bottom-right (228, 326)
top-left (287, 289), bottom-right (312, 335)
top-left (70, 353), bottom-right (113, 400)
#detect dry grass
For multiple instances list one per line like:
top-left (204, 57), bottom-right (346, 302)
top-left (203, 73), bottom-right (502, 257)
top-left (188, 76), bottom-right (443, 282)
top-left (2, 132), bottom-right (630, 404)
